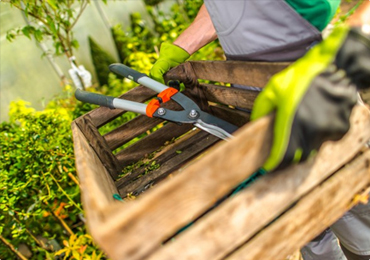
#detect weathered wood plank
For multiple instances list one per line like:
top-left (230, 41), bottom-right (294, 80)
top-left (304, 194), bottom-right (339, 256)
top-left (83, 85), bottom-right (156, 128)
top-left (72, 122), bottom-right (136, 255)
top-left (91, 111), bottom-right (275, 260)
top-left (115, 128), bottom-right (202, 190)
top-left (74, 115), bottom-right (121, 180)
top-left (209, 104), bottom-right (250, 127)
top-left (104, 115), bottom-right (163, 151)
top-left (191, 60), bottom-right (290, 86)
top-left (227, 151), bottom-right (370, 260)
top-left (115, 123), bottom-right (194, 168)
top-left (71, 122), bottom-right (119, 215)
top-left (166, 61), bottom-right (290, 87)
top-left (118, 131), bottom-right (220, 196)
top-left (164, 61), bottom-right (199, 88)
top-left (200, 83), bottom-right (259, 110)
top-left (146, 105), bottom-right (370, 260)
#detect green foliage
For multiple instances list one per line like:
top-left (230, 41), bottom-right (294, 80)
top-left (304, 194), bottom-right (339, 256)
top-left (88, 36), bottom-right (117, 87)
top-left (146, 4), bottom-right (189, 43)
top-left (143, 0), bottom-right (165, 6)
top-left (183, 0), bottom-right (204, 21)
top-left (112, 0), bottom-right (224, 71)
top-left (1, 0), bottom-right (221, 258)
top-left (111, 12), bottom-right (159, 64)
top-left (55, 234), bottom-right (103, 260)
top-left (0, 100), bottom-right (85, 259)
top-left (4, 0), bottom-right (106, 59)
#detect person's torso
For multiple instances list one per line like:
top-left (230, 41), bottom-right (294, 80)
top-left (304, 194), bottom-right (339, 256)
top-left (286, 0), bottom-right (340, 31)
top-left (204, 0), bottom-right (340, 61)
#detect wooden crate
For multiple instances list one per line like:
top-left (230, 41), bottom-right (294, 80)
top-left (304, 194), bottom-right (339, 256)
top-left (72, 60), bottom-right (370, 260)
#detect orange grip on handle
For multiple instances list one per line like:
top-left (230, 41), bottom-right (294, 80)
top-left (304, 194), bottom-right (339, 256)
top-left (158, 88), bottom-right (178, 103)
top-left (146, 88), bottom-right (178, 117)
top-left (146, 99), bottom-right (160, 117)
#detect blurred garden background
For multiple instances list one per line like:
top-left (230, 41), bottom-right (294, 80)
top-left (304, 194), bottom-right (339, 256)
top-left (0, 0), bottom-right (359, 259)
top-left (0, 0), bottom-right (223, 258)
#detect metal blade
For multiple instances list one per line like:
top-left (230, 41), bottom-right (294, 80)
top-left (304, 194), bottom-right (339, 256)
top-left (194, 119), bottom-right (234, 140)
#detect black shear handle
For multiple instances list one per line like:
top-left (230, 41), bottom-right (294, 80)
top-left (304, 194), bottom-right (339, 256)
top-left (109, 63), bottom-right (169, 93)
top-left (75, 89), bottom-right (115, 109)
top-left (109, 63), bottom-right (146, 82)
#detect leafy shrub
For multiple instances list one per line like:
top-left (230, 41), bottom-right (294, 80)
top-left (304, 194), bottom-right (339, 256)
top-left (111, 12), bottom-right (159, 64)
top-left (0, 100), bottom-right (89, 259)
top-left (112, 0), bottom-right (224, 70)
top-left (1, 0), bottom-right (222, 258)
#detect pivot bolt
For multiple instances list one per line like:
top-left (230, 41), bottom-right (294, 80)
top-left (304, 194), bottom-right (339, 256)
top-left (189, 109), bottom-right (198, 118)
top-left (157, 108), bottom-right (166, 116)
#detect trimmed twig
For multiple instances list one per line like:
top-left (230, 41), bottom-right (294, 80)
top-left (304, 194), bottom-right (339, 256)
top-left (0, 234), bottom-right (28, 260)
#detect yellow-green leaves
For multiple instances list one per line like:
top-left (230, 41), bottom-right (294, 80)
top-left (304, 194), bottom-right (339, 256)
top-left (4, 0), bottom-right (100, 58)
top-left (46, 0), bottom-right (58, 10)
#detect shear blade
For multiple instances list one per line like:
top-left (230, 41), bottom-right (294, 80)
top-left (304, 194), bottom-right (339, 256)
top-left (194, 119), bottom-right (234, 140)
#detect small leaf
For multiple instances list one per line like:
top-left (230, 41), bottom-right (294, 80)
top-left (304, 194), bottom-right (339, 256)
top-left (72, 250), bottom-right (80, 260)
top-left (47, 17), bottom-right (57, 34)
top-left (24, 3), bottom-right (29, 19)
top-left (6, 31), bottom-right (16, 42)
top-left (71, 39), bottom-right (79, 49)
top-left (54, 248), bottom-right (68, 256)
top-left (46, 0), bottom-right (58, 10)
top-left (21, 26), bottom-right (32, 39)
top-left (79, 244), bottom-right (87, 254)
top-left (34, 30), bottom-right (43, 42)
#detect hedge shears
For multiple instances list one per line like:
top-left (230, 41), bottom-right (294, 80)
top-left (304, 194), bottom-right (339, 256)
top-left (75, 63), bottom-right (238, 140)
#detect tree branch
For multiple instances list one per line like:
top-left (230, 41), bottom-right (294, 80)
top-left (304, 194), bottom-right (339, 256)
top-left (69, 0), bottom-right (89, 30)
top-left (0, 234), bottom-right (28, 260)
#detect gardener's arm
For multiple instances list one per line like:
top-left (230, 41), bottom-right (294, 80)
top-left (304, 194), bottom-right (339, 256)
top-left (150, 4), bottom-right (217, 83)
top-left (173, 4), bottom-right (217, 55)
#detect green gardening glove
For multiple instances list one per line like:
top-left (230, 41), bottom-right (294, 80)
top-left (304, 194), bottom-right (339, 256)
top-left (251, 26), bottom-right (370, 171)
top-left (150, 42), bottom-right (190, 84)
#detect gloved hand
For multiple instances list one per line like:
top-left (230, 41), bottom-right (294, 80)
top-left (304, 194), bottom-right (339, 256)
top-left (251, 26), bottom-right (370, 171)
top-left (149, 42), bottom-right (190, 84)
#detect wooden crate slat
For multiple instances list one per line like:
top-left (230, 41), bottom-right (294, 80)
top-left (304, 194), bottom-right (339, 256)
top-left (116, 128), bottom-right (205, 189)
top-left (118, 131), bottom-right (220, 196)
top-left (164, 61), bottom-right (289, 89)
top-left (145, 105), bottom-right (370, 260)
top-left (226, 151), bottom-right (370, 260)
top-left (71, 122), bottom-right (119, 213)
top-left (86, 85), bottom-right (157, 127)
top-left (74, 115), bottom-right (121, 180)
top-left (92, 113), bottom-right (275, 260)
top-left (190, 60), bottom-right (290, 87)
top-left (104, 115), bottom-right (163, 151)
top-left (200, 83), bottom-right (259, 110)
top-left (115, 123), bottom-right (194, 168)
top-left (209, 104), bottom-right (250, 127)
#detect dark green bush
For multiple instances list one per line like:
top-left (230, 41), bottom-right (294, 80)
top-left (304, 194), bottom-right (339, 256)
top-left (0, 100), bottom-right (89, 259)
top-left (88, 36), bottom-right (117, 87)
top-left (143, 0), bottom-right (165, 6)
